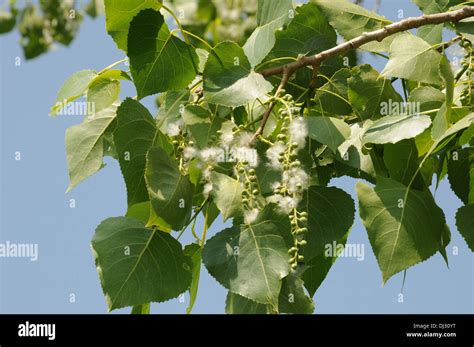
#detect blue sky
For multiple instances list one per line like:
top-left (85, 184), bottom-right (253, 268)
top-left (0, 0), bottom-right (472, 313)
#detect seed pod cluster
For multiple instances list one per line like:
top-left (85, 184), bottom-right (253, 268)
top-left (266, 93), bottom-right (310, 269)
top-left (460, 37), bottom-right (473, 106)
top-left (288, 210), bottom-right (308, 269)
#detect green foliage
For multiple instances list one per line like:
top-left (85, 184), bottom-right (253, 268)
top-left (357, 177), bottom-right (448, 284)
top-left (456, 205), bottom-right (474, 251)
top-left (264, 2), bottom-right (341, 94)
top-left (145, 147), bottom-right (194, 231)
top-left (243, 0), bottom-right (294, 67)
top-left (51, 70), bottom-right (99, 115)
top-left (92, 217), bottom-right (192, 311)
top-left (184, 243), bottom-right (203, 314)
top-left (0, 2), bottom-right (17, 34)
top-left (226, 292), bottom-right (270, 314)
top-left (307, 115), bottom-right (351, 152)
top-left (314, 0), bottom-right (394, 52)
top-left (202, 205), bottom-right (292, 309)
top-left (65, 105), bottom-right (117, 191)
top-left (203, 41), bottom-right (273, 107)
top-left (363, 115), bottom-right (432, 144)
top-left (50, 0), bottom-right (474, 314)
top-left (1, 0), bottom-right (96, 59)
top-left (210, 172), bottom-right (244, 220)
top-left (382, 33), bottom-right (444, 85)
top-left (448, 147), bottom-right (474, 205)
top-left (348, 64), bottom-right (403, 120)
top-left (114, 99), bottom-right (159, 206)
top-left (302, 186), bottom-right (355, 260)
top-left (128, 9), bottom-right (198, 99)
top-left (104, 0), bottom-right (162, 52)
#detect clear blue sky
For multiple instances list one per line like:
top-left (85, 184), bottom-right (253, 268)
top-left (0, 0), bottom-right (472, 314)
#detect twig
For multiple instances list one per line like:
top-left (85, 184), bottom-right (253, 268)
top-left (308, 64), bottom-right (320, 90)
top-left (437, 35), bottom-right (462, 53)
top-left (253, 66), bottom-right (292, 140)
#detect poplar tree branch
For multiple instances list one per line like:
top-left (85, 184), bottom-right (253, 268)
top-left (253, 5), bottom-right (474, 138)
top-left (258, 6), bottom-right (474, 78)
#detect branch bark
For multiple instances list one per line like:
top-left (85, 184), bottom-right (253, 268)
top-left (253, 5), bottom-right (474, 139)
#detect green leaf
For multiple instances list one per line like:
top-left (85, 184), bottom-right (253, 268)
top-left (184, 243), bottom-right (202, 314)
top-left (417, 24), bottom-right (443, 45)
top-left (415, 114), bottom-right (474, 161)
top-left (226, 274), bottom-right (315, 314)
top-left (243, 0), bottom-right (293, 67)
top-left (314, 0), bottom-right (393, 52)
top-left (348, 64), bottom-right (403, 120)
top-left (87, 77), bottom-right (120, 115)
top-left (126, 201), bottom-right (153, 224)
top-left (131, 303), bottom-right (150, 314)
top-left (337, 121), bottom-right (382, 178)
top-left (261, 2), bottom-right (340, 96)
top-left (382, 33), bottom-right (443, 85)
top-left (183, 105), bottom-right (224, 149)
top-left (302, 232), bottom-right (348, 297)
top-left (128, 9), bottom-right (198, 99)
top-left (196, 48), bottom-right (209, 74)
top-left (203, 41), bottom-right (273, 107)
top-left (51, 70), bottom-right (98, 115)
top-left (412, 0), bottom-right (455, 14)
top-left (0, 8), bottom-right (17, 34)
top-left (65, 105), bottom-right (117, 191)
top-left (440, 114), bottom-right (474, 142)
top-left (278, 274), bottom-right (315, 314)
top-left (425, 114), bottom-right (474, 157)
top-left (182, 104), bottom-right (214, 125)
top-left (447, 147), bottom-right (474, 205)
top-left (460, 124), bottom-right (474, 147)
top-left (307, 115), bottom-right (351, 153)
top-left (456, 205), bottom-right (474, 251)
top-left (408, 86), bottom-right (445, 117)
top-left (455, 17), bottom-right (474, 37)
top-left (357, 177), bottom-right (448, 283)
top-left (156, 90), bottom-right (190, 132)
top-left (302, 186), bottom-right (355, 260)
top-left (210, 172), bottom-right (243, 221)
top-left (432, 56), bottom-right (455, 139)
top-left (202, 205), bottom-right (291, 307)
top-left (362, 115), bottom-right (432, 145)
top-left (432, 104), bottom-right (449, 141)
top-left (313, 68), bottom-right (352, 116)
top-left (104, 0), bottom-right (162, 51)
top-left (98, 69), bottom-right (132, 81)
top-left (225, 292), bottom-right (270, 314)
top-left (92, 217), bottom-right (192, 311)
top-left (383, 140), bottom-right (426, 189)
top-left (114, 99), bottom-right (158, 206)
top-left (145, 147), bottom-right (194, 231)
top-left (265, 3), bottom-right (337, 62)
